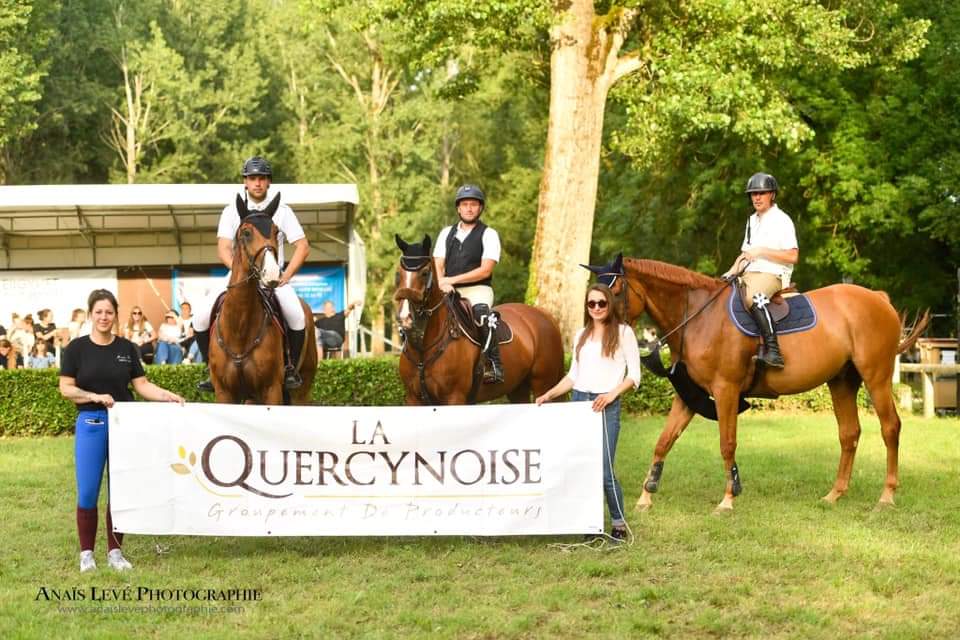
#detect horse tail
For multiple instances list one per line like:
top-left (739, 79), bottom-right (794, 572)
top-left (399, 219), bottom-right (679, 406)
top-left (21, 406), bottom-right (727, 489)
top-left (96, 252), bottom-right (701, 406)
top-left (897, 309), bottom-right (930, 354)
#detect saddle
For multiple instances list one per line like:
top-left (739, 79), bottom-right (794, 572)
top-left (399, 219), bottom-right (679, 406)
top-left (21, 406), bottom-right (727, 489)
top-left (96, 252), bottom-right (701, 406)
top-left (448, 293), bottom-right (513, 347)
top-left (729, 285), bottom-right (817, 337)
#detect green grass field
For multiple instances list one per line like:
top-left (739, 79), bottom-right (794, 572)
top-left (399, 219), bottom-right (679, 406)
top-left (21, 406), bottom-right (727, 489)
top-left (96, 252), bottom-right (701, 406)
top-left (3, 413), bottom-right (959, 639)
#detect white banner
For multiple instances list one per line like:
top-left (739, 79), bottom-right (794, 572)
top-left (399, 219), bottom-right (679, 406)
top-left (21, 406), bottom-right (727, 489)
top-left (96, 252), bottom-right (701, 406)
top-left (109, 402), bottom-right (603, 536)
top-left (0, 268), bottom-right (117, 330)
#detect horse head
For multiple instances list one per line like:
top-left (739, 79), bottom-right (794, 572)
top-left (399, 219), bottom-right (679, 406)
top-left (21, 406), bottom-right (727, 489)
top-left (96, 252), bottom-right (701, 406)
top-left (234, 193), bottom-right (282, 288)
top-left (394, 233), bottom-right (436, 345)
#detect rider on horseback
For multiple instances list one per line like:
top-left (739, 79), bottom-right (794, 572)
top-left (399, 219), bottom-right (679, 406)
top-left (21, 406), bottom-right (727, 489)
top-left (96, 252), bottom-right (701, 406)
top-left (433, 184), bottom-right (504, 384)
top-left (722, 172), bottom-right (799, 368)
top-left (193, 156), bottom-right (311, 391)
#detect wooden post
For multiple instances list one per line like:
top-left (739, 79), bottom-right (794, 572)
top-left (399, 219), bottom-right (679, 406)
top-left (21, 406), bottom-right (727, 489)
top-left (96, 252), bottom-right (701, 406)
top-left (893, 356), bottom-right (901, 384)
top-left (923, 371), bottom-right (935, 419)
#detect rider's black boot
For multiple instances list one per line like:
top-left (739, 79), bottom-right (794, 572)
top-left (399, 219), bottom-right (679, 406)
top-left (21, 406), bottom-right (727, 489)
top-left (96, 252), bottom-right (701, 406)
top-left (284, 328), bottom-right (305, 390)
top-left (483, 311), bottom-right (504, 384)
top-left (194, 329), bottom-right (214, 392)
top-left (750, 304), bottom-right (785, 368)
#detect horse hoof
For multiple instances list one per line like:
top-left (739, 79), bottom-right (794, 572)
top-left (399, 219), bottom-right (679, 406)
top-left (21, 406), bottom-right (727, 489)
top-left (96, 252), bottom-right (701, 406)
top-left (635, 501), bottom-right (652, 513)
top-left (712, 505), bottom-right (734, 516)
top-left (820, 494), bottom-right (840, 505)
top-left (874, 500), bottom-right (896, 511)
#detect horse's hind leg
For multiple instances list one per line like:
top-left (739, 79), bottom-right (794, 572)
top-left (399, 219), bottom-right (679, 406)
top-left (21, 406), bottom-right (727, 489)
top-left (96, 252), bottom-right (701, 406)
top-left (636, 395), bottom-right (695, 512)
top-left (823, 366), bottom-right (863, 504)
top-left (860, 369), bottom-right (901, 506)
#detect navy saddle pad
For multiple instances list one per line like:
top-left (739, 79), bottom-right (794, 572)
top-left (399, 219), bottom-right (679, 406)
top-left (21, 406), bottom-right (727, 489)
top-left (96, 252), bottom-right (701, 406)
top-left (728, 292), bottom-right (817, 337)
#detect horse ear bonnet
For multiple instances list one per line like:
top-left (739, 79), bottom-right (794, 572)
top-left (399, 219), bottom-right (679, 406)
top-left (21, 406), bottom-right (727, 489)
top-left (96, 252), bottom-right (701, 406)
top-left (580, 253), bottom-right (624, 287)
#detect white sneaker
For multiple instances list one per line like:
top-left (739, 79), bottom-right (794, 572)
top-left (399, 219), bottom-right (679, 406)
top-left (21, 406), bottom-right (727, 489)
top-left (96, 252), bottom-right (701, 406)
top-left (107, 548), bottom-right (133, 571)
top-left (79, 550), bottom-right (96, 573)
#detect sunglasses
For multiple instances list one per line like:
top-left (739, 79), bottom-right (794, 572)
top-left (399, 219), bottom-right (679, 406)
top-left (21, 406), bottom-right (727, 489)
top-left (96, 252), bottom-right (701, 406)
top-left (586, 299), bottom-right (608, 310)
top-left (132, 311), bottom-right (142, 315)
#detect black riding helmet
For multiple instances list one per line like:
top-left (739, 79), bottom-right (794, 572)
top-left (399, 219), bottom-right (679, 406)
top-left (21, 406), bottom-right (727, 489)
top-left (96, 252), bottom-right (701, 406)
top-left (242, 156), bottom-right (273, 178)
top-left (745, 172), bottom-right (778, 194)
top-left (455, 184), bottom-right (485, 211)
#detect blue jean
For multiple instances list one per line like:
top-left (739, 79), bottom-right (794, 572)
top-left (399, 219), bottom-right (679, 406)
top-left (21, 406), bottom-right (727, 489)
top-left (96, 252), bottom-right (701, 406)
top-left (572, 390), bottom-right (626, 526)
top-left (155, 341), bottom-right (183, 364)
top-left (187, 340), bottom-right (202, 363)
top-left (75, 410), bottom-right (109, 509)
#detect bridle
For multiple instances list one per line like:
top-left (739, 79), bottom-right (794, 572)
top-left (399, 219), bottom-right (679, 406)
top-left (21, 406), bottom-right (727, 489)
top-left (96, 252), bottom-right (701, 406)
top-left (227, 217), bottom-right (279, 290)
top-left (395, 255), bottom-right (456, 404)
top-left (216, 217), bottom-right (280, 369)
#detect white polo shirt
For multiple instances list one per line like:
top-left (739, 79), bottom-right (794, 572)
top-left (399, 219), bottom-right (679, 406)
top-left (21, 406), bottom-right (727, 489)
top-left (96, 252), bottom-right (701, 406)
top-left (741, 204), bottom-right (798, 281)
top-left (217, 189), bottom-right (305, 267)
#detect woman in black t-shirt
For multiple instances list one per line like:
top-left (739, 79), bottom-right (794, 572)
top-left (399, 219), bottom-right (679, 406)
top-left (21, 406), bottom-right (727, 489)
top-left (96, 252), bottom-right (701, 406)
top-left (59, 289), bottom-right (183, 573)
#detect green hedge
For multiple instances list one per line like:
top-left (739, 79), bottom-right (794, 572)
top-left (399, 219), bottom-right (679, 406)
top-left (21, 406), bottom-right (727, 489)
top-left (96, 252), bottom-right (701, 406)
top-left (0, 356), bottom-right (909, 437)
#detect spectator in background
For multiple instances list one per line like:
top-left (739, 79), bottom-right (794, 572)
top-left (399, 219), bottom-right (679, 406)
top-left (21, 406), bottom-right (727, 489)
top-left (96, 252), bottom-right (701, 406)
top-left (9, 314), bottom-right (35, 358)
top-left (0, 322), bottom-right (6, 337)
top-left (154, 311), bottom-right (184, 365)
top-left (28, 340), bottom-right (57, 369)
top-left (0, 338), bottom-right (23, 369)
top-left (179, 301), bottom-right (202, 363)
top-left (35, 309), bottom-right (57, 353)
top-left (123, 306), bottom-right (154, 363)
top-left (314, 299), bottom-right (361, 358)
top-left (68, 309), bottom-right (88, 341)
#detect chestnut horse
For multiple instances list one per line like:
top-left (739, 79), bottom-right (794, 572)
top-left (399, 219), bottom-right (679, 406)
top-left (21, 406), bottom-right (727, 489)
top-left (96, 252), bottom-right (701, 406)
top-left (598, 257), bottom-right (926, 512)
top-left (394, 234), bottom-right (564, 405)
top-left (209, 194), bottom-right (317, 405)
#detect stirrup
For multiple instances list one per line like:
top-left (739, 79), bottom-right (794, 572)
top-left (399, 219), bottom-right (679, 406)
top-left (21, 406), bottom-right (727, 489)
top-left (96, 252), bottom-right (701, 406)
top-left (483, 361), bottom-right (503, 384)
top-left (284, 367), bottom-right (303, 390)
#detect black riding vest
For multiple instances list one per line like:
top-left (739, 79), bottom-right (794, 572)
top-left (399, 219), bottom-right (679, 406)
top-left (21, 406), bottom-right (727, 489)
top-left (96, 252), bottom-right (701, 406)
top-left (443, 221), bottom-right (492, 286)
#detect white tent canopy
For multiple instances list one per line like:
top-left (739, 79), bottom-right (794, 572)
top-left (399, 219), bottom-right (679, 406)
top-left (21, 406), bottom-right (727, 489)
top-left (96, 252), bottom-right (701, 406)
top-left (0, 183), bottom-right (360, 270)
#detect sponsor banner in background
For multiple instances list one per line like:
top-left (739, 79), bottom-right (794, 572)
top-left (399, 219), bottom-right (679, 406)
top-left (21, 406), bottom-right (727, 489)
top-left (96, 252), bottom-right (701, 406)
top-left (172, 266), bottom-right (345, 313)
top-left (0, 268), bottom-right (117, 329)
top-left (109, 402), bottom-right (602, 536)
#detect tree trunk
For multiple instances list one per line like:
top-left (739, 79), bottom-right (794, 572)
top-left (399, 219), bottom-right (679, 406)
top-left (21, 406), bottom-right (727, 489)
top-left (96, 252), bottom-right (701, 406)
top-left (528, 1), bottom-right (639, 342)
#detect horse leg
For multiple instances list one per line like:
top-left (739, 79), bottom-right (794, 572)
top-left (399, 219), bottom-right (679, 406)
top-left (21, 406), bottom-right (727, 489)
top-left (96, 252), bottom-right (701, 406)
top-left (636, 395), bottom-right (695, 511)
top-left (714, 385), bottom-right (742, 513)
top-left (860, 369), bottom-right (902, 506)
top-left (507, 382), bottom-right (531, 404)
top-left (823, 367), bottom-right (863, 504)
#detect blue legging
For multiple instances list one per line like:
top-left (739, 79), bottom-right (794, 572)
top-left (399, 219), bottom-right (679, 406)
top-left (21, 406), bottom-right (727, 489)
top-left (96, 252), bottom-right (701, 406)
top-left (75, 409), bottom-right (109, 509)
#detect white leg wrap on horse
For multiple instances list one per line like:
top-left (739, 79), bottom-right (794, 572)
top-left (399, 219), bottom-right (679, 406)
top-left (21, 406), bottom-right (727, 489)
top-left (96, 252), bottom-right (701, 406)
top-left (276, 285), bottom-right (306, 330)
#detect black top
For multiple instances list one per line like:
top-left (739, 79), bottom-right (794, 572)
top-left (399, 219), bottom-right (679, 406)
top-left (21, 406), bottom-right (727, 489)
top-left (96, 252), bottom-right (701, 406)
top-left (315, 312), bottom-right (347, 339)
top-left (1, 353), bottom-right (23, 369)
top-left (444, 220), bottom-right (492, 286)
top-left (60, 336), bottom-right (145, 412)
top-left (36, 322), bottom-right (56, 352)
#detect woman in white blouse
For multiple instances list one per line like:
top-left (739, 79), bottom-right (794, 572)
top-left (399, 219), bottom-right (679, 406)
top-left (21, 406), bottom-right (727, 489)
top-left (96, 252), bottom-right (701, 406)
top-left (536, 284), bottom-right (641, 541)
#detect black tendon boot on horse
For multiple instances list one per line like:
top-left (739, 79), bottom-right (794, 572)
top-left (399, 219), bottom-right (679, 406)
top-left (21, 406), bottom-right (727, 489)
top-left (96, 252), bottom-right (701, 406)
top-left (194, 329), bottom-right (214, 392)
top-left (284, 328), bottom-right (305, 390)
top-left (476, 306), bottom-right (504, 384)
top-left (749, 303), bottom-right (785, 368)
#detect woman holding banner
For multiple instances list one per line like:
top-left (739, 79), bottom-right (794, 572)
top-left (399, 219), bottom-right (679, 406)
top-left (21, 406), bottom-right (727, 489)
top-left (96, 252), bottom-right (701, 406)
top-left (59, 289), bottom-right (183, 573)
top-left (535, 284), bottom-right (641, 542)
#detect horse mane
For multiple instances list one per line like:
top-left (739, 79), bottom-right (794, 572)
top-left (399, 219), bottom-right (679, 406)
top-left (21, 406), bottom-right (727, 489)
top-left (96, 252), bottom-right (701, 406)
top-left (624, 258), bottom-right (724, 291)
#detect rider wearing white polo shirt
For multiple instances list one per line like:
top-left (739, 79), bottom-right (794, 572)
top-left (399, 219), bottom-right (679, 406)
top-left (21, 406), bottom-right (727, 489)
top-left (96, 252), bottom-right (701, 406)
top-left (193, 156), bottom-right (310, 391)
top-left (433, 184), bottom-right (504, 383)
top-left (722, 172), bottom-right (799, 368)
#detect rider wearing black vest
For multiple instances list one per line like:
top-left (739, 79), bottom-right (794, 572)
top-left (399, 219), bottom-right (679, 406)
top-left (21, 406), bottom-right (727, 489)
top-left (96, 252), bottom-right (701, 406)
top-left (434, 184), bottom-right (504, 384)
